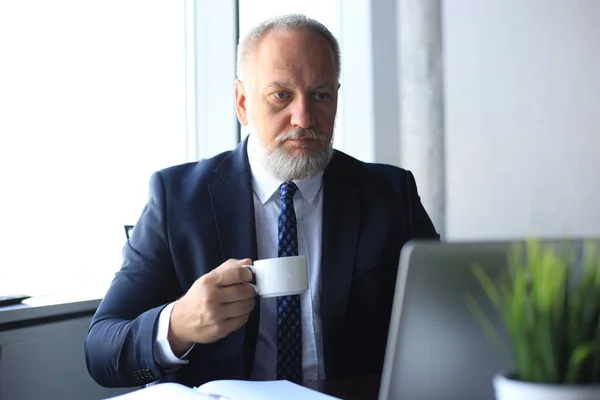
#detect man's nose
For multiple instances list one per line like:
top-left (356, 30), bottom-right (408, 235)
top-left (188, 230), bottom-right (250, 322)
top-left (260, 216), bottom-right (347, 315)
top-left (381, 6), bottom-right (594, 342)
top-left (289, 98), bottom-right (315, 129)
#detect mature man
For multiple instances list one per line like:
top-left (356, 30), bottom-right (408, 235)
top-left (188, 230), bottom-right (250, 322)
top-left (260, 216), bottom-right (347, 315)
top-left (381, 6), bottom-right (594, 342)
top-left (85, 14), bottom-right (438, 388)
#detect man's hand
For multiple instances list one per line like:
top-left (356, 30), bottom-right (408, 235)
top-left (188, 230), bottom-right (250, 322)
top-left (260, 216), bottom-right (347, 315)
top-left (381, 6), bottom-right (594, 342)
top-left (168, 258), bottom-right (256, 356)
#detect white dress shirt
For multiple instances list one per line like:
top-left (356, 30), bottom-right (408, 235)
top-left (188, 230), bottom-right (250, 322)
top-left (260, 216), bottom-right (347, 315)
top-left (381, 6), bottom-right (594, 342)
top-left (153, 134), bottom-right (325, 381)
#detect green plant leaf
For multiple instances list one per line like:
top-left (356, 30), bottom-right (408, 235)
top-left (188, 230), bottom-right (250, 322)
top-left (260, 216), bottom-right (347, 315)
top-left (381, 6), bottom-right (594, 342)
top-left (566, 343), bottom-right (596, 384)
top-left (471, 264), bottom-right (501, 307)
top-left (466, 239), bottom-right (600, 384)
top-left (463, 292), bottom-right (508, 364)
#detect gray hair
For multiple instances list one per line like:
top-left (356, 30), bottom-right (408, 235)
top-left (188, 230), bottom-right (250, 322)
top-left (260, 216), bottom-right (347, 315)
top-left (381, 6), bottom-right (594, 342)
top-left (236, 13), bottom-right (341, 80)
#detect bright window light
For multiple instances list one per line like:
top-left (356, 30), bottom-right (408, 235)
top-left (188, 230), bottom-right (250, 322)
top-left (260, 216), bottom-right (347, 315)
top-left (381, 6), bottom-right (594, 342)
top-left (0, 1), bottom-right (186, 296)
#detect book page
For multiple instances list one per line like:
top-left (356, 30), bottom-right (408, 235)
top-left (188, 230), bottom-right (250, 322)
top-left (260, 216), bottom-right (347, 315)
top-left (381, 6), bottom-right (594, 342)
top-left (197, 380), bottom-right (341, 400)
top-left (106, 382), bottom-right (212, 399)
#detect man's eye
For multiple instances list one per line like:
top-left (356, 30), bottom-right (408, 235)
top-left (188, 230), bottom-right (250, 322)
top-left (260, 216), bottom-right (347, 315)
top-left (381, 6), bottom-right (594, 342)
top-left (313, 92), bottom-right (329, 101)
top-left (273, 92), bottom-right (288, 100)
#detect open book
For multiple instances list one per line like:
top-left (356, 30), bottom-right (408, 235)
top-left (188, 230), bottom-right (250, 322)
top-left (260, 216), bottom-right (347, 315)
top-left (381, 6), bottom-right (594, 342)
top-left (107, 380), bottom-right (341, 400)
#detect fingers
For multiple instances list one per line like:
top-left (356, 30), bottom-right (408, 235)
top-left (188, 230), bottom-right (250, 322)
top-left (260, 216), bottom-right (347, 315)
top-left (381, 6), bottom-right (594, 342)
top-left (209, 258), bottom-right (254, 287)
top-left (218, 283), bottom-right (257, 303)
top-left (170, 259), bottom-right (256, 345)
top-left (219, 313), bottom-right (252, 335)
top-left (220, 298), bottom-right (255, 319)
top-left (198, 300), bottom-right (254, 340)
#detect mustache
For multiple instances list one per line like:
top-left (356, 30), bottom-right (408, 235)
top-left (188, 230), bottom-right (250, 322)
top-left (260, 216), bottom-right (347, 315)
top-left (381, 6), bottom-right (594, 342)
top-left (275, 128), bottom-right (329, 142)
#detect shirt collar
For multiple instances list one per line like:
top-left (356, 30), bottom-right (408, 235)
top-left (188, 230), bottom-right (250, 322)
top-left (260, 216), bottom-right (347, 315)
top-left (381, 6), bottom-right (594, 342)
top-left (246, 133), bottom-right (324, 205)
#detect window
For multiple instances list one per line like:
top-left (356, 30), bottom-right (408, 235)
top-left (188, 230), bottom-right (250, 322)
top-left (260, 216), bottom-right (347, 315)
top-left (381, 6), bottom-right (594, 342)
top-left (236, 0), bottom-right (344, 150)
top-left (0, 1), bottom-right (352, 298)
top-left (0, 1), bottom-right (186, 296)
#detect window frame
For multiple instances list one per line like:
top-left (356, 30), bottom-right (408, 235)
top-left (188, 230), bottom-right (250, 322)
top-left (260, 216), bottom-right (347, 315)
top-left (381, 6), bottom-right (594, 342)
top-left (185, 0), bottom-right (240, 162)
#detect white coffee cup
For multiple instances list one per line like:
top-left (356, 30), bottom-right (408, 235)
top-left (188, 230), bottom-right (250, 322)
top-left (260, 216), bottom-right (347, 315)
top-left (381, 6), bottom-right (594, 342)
top-left (244, 255), bottom-right (308, 298)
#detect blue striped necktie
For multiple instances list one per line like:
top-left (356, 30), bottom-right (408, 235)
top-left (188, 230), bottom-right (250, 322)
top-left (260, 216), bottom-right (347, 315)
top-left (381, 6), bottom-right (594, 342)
top-left (276, 181), bottom-right (302, 383)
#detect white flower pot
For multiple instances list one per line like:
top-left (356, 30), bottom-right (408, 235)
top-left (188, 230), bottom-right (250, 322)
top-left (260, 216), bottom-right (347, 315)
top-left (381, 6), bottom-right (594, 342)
top-left (494, 373), bottom-right (600, 400)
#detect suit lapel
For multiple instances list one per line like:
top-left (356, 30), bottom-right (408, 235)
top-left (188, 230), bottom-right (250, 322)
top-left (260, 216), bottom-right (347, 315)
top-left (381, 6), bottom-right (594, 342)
top-left (207, 145), bottom-right (361, 377)
top-left (320, 152), bottom-right (361, 375)
top-left (208, 138), bottom-right (259, 379)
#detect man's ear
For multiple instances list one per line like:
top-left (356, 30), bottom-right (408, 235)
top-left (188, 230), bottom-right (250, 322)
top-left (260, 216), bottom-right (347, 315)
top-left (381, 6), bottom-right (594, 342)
top-left (234, 79), bottom-right (248, 126)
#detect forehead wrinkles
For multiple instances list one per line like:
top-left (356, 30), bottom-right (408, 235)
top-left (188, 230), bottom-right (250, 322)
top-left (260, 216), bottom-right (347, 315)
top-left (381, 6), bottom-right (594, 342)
top-left (247, 29), bottom-right (336, 85)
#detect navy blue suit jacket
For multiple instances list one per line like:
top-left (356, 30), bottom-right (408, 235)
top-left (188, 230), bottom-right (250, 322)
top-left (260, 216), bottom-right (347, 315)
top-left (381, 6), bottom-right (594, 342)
top-left (84, 139), bottom-right (438, 388)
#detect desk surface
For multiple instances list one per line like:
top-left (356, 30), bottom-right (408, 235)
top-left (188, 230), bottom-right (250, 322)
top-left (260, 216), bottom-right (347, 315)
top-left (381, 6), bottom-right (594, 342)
top-left (0, 293), bottom-right (101, 328)
top-left (304, 374), bottom-right (381, 400)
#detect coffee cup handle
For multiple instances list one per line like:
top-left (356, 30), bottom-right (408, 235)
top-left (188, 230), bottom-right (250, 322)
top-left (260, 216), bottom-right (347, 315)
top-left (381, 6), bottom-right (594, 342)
top-left (243, 265), bottom-right (259, 295)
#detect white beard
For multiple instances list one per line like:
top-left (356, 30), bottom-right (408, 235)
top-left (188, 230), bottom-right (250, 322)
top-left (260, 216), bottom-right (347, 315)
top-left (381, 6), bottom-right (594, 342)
top-left (253, 128), bottom-right (334, 181)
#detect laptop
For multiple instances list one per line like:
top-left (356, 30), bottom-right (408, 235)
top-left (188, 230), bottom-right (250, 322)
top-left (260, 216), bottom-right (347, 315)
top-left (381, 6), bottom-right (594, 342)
top-left (378, 239), bottom-right (590, 400)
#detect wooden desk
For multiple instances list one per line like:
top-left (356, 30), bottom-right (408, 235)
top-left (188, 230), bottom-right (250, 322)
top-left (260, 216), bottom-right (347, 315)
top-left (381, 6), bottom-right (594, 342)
top-left (304, 374), bottom-right (381, 400)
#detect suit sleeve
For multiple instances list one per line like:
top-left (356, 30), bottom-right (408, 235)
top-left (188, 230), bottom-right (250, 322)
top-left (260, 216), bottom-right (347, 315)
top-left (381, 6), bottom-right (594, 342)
top-left (405, 170), bottom-right (441, 240)
top-left (84, 171), bottom-right (183, 387)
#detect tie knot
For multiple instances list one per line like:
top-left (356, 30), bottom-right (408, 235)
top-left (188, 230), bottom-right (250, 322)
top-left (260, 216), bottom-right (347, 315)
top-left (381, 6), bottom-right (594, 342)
top-left (279, 181), bottom-right (298, 200)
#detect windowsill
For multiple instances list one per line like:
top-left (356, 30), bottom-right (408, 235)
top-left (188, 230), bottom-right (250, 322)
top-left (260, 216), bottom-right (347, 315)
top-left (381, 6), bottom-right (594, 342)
top-left (0, 292), bottom-right (103, 328)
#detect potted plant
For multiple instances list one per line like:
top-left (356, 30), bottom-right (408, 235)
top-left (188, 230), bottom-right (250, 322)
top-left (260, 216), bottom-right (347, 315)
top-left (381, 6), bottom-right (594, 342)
top-left (465, 239), bottom-right (600, 400)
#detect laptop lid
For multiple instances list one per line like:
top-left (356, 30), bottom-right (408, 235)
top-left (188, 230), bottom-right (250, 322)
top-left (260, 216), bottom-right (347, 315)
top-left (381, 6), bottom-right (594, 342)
top-left (378, 239), bottom-right (591, 400)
